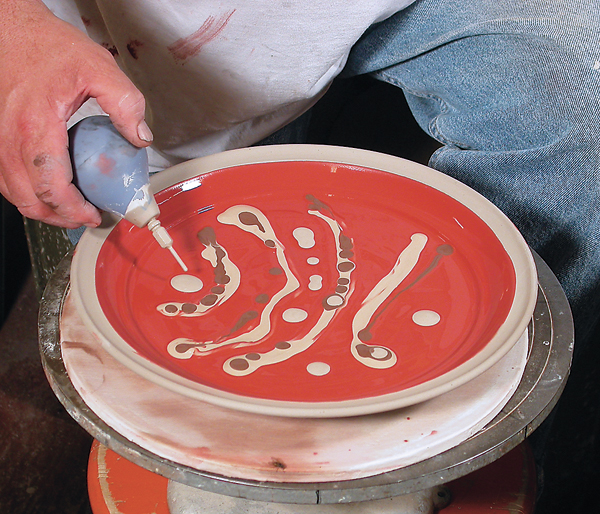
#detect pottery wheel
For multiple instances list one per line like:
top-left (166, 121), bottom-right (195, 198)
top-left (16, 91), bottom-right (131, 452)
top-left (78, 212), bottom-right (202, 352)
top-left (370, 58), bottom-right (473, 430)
top-left (60, 287), bottom-right (527, 483)
top-left (39, 252), bottom-right (572, 504)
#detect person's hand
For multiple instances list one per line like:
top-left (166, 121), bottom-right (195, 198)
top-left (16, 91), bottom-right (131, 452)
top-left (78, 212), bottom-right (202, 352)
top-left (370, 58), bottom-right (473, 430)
top-left (0, 0), bottom-right (153, 228)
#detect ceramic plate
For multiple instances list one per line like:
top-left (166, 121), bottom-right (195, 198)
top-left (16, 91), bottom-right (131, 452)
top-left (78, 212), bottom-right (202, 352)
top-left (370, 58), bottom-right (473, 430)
top-left (71, 145), bottom-right (537, 417)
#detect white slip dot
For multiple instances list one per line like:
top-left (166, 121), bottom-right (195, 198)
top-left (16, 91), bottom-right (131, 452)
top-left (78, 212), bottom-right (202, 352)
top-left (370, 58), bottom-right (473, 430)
top-left (171, 274), bottom-right (203, 293)
top-left (326, 294), bottom-right (344, 307)
top-left (282, 308), bottom-right (308, 323)
top-left (308, 275), bottom-right (323, 291)
top-left (371, 347), bottom-right (390, 359)
top-left (293, 227), bottom-right (316, 249)
top-left (412, 310), bottom-right (441, 327)
top-left (307, 257), bottom-right (320, 265)
top-left (307, 362), bottom-right (330, 376)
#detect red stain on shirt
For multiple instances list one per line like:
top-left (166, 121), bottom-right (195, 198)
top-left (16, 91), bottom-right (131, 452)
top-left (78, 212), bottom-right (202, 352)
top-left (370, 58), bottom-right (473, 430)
top-left (168, 10), bottom-right (236, 64)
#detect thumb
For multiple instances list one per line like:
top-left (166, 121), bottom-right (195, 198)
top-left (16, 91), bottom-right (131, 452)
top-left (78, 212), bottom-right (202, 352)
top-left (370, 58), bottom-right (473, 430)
top-left (88, 65), bottom-right (153, 148)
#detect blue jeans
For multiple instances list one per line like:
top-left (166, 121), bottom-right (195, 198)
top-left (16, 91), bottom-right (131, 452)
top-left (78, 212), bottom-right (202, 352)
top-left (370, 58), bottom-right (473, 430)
top-left (343, 2), bottom-right (600, 507)
top-left (345, 0), bottom-right (600, 354)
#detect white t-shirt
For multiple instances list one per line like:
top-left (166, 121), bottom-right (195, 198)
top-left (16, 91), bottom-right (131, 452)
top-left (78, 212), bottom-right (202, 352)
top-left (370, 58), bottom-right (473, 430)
top-left (44, 1), bottom-right (415, 167)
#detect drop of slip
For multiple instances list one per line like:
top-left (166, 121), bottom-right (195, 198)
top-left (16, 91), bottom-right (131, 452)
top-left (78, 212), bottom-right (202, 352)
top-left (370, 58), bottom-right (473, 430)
top-left (308, 275), bottom-right (323, 291)
top-left (412, 310), bottom-right (441, 327)
top-left (325, 294), bottom-right (344, 308)
top-left (282, 308), bottom-right (308, 323)
top-left (370, 347), bottom-right (390, 359)
top-left (307, 362), bottom-right (331, 376)
top-left (171, 274), bottom-right (203, 293)
top-left (307, 257), bottom-right (320, 265)
top-left (293, 227), bottom-right (315, 249)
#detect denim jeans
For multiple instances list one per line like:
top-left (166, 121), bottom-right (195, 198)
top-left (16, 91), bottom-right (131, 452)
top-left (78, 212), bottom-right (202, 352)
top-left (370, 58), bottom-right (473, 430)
top-left (344, 0), bottom-right (600, 355)
top-left (343, 3), bottom-right (600, 506)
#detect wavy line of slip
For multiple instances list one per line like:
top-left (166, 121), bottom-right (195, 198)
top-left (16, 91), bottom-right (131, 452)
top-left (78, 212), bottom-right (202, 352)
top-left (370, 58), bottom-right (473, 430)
top-left (166, 205), bottom-right (300, 360)
top-left (157, 227), bottom-right (241, 318)
top-left (223, 205), bottom-right (355, 377)
top-left (350, 233), bottom-right (428, 369)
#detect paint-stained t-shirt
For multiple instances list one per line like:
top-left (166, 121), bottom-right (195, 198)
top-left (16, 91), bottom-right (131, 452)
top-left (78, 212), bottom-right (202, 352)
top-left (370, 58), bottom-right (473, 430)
top-left (43, 0), bottom-right (415, 167)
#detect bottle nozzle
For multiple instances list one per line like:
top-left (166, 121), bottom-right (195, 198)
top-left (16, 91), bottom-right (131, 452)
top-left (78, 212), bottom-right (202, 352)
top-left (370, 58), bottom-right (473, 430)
top-left (147, 218), bottom-right (188, 272)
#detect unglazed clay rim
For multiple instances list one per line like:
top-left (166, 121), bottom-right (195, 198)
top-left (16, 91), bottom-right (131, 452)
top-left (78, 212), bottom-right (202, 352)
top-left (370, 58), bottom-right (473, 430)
top-left (71, 145), bottom-right (538, 418)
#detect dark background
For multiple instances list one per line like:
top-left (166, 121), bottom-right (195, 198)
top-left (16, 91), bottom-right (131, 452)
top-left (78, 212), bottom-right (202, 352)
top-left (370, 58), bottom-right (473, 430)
top-left (1, 75), bottom-right (598, 513)
top-left (0, 198), bottom-right (30, 328)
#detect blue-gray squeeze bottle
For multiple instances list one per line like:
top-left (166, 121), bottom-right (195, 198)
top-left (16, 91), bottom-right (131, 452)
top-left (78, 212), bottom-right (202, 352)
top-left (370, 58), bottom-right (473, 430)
top-left (69, 115), bottom-right (187, 271)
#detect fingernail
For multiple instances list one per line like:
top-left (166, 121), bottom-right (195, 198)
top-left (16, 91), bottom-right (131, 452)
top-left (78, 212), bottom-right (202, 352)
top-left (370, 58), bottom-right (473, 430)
top-left (84, 222), bottom-right (99, 228)
top-left (137, 120), bottom-right (153, 142)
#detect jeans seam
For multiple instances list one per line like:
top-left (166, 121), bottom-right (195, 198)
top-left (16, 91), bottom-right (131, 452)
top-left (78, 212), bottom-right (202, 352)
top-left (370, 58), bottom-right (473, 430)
top-left (429, 122), bottom-right (579, 171)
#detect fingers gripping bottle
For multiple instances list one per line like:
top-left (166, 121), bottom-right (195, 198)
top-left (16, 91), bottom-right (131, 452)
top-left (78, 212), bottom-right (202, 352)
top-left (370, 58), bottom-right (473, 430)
top-left (68, 115), bottom-right (187, 271)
